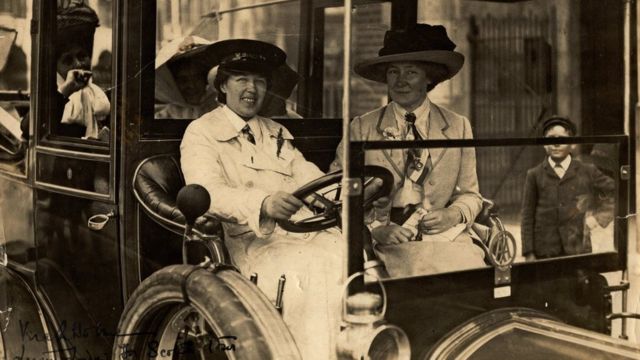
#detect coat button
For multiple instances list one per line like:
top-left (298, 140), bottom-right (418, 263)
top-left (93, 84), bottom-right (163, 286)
top-left (245, 181), bottom-right (253, 188)
top-left (429, 179), bottom-right (435, 185)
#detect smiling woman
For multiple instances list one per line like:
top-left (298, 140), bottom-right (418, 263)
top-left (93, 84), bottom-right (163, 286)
top-left (179, 39), bottom-right (346, 360)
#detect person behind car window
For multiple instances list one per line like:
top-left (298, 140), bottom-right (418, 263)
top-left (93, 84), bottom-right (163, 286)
top-left (521, 117), bottom-right (615, 261)
top-left (180, 39), bottom-right (342, 360)
top-left (257, 62), bottom-right (303, 119)
top-left (154, 36), bottom-right (218, 120)
top-left (330, 23), bottom-right (485, 277)
top-left (54, 2), bottom-right (110, 140)
top-left (17, 3), bottom-right (108, 144)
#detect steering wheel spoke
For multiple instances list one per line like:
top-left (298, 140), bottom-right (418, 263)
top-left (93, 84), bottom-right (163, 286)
top-left (303, 192), bottom-right (336, 213)
top-left (278, 166), bottom-right (393, 233)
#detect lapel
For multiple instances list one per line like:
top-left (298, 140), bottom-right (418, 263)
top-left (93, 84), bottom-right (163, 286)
top-left (375, 105), bottom-right (406, 178)
top-left (211, 110), bottom-right (295, 176)
top-left (426, 104), bottom-right (451, 172)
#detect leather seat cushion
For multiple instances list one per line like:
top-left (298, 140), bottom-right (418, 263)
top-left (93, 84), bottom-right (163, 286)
top-left (133, 155), bottom-right (220, 235)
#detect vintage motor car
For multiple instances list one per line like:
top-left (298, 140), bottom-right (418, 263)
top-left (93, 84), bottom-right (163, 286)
top-left (0, 0), bottom-right (639, 359)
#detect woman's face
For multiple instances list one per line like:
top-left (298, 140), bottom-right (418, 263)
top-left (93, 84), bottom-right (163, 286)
top-left (220, 73), bottom-right (267, 119)
top-left (173, 63), bottom-right (208, 105)
top-left (386, 61), bottom-right (431, 112)
top-left (56, 44), bottom-right (91, 78)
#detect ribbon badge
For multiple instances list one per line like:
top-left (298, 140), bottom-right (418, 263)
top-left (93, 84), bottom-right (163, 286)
top-left (382, 127), bottom-right (401, 140)
top-left (276, 127), bottom-right (284, 159)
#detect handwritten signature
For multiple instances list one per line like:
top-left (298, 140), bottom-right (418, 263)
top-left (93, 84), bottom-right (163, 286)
top-left (119, 336), bottom-right (237, 359)
top-left (14, 319), bottom-right (237, 359)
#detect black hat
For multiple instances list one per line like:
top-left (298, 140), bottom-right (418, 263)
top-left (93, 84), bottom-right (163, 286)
top-left (56, 3), bottom-right (100, 55)
top-left (354, 23), bottom-right (464, 83)
top-left (541, 115), bottom-right (577, 136)
top-left (173, 39), bottom-right (286, 75)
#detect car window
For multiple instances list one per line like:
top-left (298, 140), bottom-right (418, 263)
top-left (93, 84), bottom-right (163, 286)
top-left (349, 0), bottom-right (626, 138)
top-left (342, 0), bottom-right (627, 279)
top-left (48, 0), bottom-right (113, 144)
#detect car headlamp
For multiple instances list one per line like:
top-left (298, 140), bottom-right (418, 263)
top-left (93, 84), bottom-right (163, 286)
top-left (336, 272), bottom-right (411, 360)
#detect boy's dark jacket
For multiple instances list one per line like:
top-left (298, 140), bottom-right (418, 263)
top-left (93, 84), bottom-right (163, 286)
top-left (521, 157), bottom-right (615, 258)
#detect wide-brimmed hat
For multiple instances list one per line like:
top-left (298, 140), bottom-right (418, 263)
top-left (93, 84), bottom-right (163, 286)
top-left (155, 36), bottom-right (214, 71)
top-left (354, 23), bottom-right (464, 83)
top-left (155, 36), bottom-right (216, 107)
top-left (172, 39), bottom-right (286, 75)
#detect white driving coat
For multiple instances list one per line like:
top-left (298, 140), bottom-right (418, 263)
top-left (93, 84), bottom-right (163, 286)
top-left (181, 106), bottom-right (343, 360)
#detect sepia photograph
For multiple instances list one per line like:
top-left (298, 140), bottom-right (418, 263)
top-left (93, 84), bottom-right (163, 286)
top-left (0, 0), bottom-right (639, 358)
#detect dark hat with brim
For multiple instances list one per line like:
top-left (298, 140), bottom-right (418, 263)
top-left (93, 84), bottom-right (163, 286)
top-left (354, 24), bottom-right (464, 83)
top-left (172, 39), bottom-right (286, 75)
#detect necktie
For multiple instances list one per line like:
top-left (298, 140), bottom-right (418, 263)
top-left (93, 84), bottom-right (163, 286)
top-left (554, 162), bottom-right (565, 179)
top-left (403, 112), bottom-right (430, 185)
top-left (242, 125), bottom-right (256, 145)
top-left (404, 112), bottom-right (422, 140)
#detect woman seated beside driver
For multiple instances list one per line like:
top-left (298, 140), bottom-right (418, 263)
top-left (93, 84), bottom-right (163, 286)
top-left (331, 24), bottom-right (486, 278)
top-left (180, 39), bottom-right (343, 360)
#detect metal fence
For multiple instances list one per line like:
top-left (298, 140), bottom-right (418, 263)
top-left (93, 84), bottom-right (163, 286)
top-left (469, 13), bottom-right (555, 213)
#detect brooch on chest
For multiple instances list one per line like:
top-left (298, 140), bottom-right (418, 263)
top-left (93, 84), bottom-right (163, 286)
top-left (276, 127), bottom-right (285, 159)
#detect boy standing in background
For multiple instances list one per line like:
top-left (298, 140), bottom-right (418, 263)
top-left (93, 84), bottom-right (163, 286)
top-left (521, 117), bottom-right (615, 261)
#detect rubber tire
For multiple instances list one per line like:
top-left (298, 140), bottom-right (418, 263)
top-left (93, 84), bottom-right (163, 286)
top-left (113, 264), bottom-right (300, 360)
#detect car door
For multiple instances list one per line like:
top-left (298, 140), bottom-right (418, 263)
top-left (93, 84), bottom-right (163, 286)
top-left (31, 0), bottom-right (122, 356)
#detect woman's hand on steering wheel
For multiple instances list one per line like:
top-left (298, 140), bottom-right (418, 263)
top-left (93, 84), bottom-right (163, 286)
top-left (261, 191), bottom-right (304, 220)
top-left (277, 166), bottom-right (394, 233)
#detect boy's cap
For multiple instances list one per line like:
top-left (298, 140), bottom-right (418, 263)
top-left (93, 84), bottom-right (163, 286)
top-left (541, 116), bottom-right (577, 136)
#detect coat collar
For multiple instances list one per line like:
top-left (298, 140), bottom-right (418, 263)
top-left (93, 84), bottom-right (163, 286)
top-left (374, 102), bottom-right (451, 179)
top-left (209, 106), bottom-right (294, 142)
top-left (542, 156), bottom-right (580, 182)
top-left (375, 102), bottom-right (451, 138)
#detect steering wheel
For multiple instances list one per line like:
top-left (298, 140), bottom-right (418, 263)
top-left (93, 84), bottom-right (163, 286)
top-left (278, 166), bottom-right (394, 233)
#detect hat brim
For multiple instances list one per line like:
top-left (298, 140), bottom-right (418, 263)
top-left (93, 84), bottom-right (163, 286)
top-left (173, 39), bottom-right (286, 73)
top-left (155, 36), bottom-right (213, 70)
top-left (354, 50), bottom-right (464, 83)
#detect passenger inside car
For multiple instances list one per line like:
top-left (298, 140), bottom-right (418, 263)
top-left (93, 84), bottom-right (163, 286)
top-left (154, 35), bottom-right (219, 120)
top-left (180, 39), bottom-right (343, 360)
top-left (53, 2), bottom-right (110, 141)
top-left (331, 23), bottom-right (486, 277)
